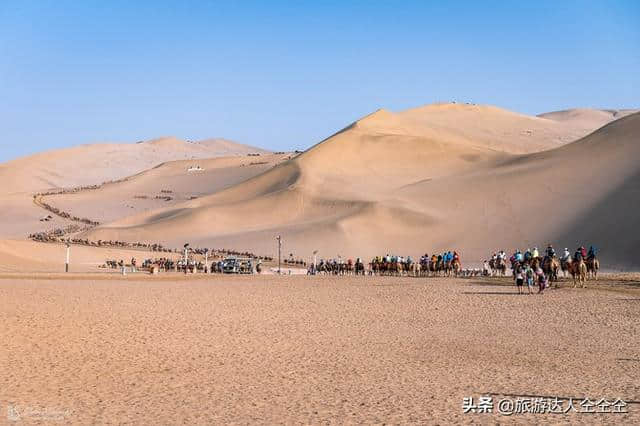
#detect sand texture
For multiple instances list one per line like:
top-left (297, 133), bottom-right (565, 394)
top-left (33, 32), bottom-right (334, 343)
top-left (0, 275), bottom-right (638, 424)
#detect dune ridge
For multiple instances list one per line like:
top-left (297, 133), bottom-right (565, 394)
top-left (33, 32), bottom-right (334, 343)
top-left (81, 105), bottom-right (640, 269)
top-left (0, 136), bottom-right (269, 239)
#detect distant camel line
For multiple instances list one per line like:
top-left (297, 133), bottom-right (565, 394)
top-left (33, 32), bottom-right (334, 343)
top-left (28, 153), bottom-right (297, 238)
top-left (27, 235), bottom-right (274, 261)
top-left (33, 194), bottom-right (101, 226)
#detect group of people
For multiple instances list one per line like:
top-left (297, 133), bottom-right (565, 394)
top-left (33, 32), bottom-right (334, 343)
top-left (483, 243), bottom-right (600, 290)
top-left (487, 244), bottom-right (598, 268)
top-left (513, 261), bottom-right (549, 294)
top-left (312, 258), bottom-right (366, 275)
top-left (561, 245), bottom-right (598, 263)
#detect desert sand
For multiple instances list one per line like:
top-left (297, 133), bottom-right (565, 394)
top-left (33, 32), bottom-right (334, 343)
top-left (37, 153), bottom-right (292, 224)
top-left (0, 275), bottom-right (638, 423)
top-left (71, 105), bottom-right (640, 269)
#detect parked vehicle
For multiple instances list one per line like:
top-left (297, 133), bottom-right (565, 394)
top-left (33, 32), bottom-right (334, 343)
top-left (222, 257), bottom-right (254, 274)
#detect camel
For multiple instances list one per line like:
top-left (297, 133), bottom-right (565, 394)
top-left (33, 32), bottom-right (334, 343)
top-left (586, 257), bottom-right (600, 280)
top-left (452, 259), bottom-right (461, 277)
top-left (490, 258), bottom-right (507, 276)
top-left (429, 257), bottom-right (438, 277)
top-left (542, 256), bottom-right (560, 287)
top-left (412, 262), bottom-right (421, 277)
top-left (570, 258), bottom-right (588, 288)
top-left (560, 258), bottom-right (571, 278)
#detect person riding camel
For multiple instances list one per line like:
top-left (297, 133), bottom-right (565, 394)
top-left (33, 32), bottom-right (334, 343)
top-left (453, 251), bottom-right (460, 262)
top-left (562, 248), bottom-right (571, 262)
top-left (524, 249), bottom-right (532, 262)
top-left (532, 247), bottom-right (539, 259)
top-left (580, 246), bottom-right (587, 259)
top-left (588, 245), bottom-right (597, 260)
top-left (515, 250), bottom-right (523, 263)
top-left (574, 247), bottom-right (584, 262)
top-left (546, 245), bottom-right (555, 258)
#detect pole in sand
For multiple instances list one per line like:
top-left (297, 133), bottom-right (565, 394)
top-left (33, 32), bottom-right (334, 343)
top-left (65, 243), bottom-right (70, 273)
top-left (276, 236), bottom-right (282, 274)
top-left (313, 250), bottom-right (318, 274)
top-left (183, 243), bottom-right (189, 275)
top-left (204, 248), bottom-right (209, 274)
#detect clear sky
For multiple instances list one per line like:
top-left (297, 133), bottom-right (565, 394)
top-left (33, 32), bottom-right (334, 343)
top-left (1, 0), bottom-right (638, 162)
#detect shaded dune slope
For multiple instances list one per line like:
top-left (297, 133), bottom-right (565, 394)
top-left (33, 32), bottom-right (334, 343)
top-left (83, 106), bottom-right (640, 268)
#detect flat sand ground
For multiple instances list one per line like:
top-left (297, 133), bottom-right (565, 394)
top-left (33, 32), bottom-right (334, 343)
top-left (0, 275), bottom-right (638, 424)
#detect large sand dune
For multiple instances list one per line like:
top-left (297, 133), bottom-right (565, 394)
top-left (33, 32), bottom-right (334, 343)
top-left (538, 108), bottom-right (639, 132)
top-left (38, 153), bottom-right (291, 224)
top-left (0, 136), bottom-right (268, 194)
top-left (81, 105), bottom-right (640, 269)
top-left (0, 136), bottom-right (268, 239)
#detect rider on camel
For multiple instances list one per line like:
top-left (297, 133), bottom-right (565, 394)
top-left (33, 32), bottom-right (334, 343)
top-left (453, 251), bottom-right (460, 263)
top-left (532, 247), bottom-right (539, 259)
top-left (515, 250), bottom-right (523, 263)
top-left (588, 245), bottom-right (597, 260)
top-left (581, 246), bottom-right (587, 259)
top-left (546, 244), bottom-right (556, 258)
top-left (562, 248), bottom-right (571, 262)
top-left (524, 248), bottom-right (532, 262)
top-left (574, 246), bottom-right (585, 262)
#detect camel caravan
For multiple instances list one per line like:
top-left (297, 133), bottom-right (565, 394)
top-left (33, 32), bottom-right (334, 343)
top-left (369, 252), bottom-right (463, 277)
top-left (312, 258), bottom-right (367, 275)
top-left (309, 245), bottom-right (601, 288)
top-left (487, 245), bottom-right (600, 289)
top-left (309, 251), bottom-right (463, 277)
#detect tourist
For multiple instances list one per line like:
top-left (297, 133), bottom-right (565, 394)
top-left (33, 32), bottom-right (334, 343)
top-left (525, 263), bottom-right (535, 295)
top-left (514, 263), bottom-right (524, 294)
top-left (536, 267), bottom-right (547, 294)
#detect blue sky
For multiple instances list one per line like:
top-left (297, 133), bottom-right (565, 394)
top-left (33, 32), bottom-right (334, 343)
top-left (1, 0), bottom-right (638, 162)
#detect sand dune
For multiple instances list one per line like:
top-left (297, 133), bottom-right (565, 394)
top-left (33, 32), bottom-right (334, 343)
top-left (81, 105), bottom-right (640, 269)
top-left (0, 136), bottom-right (268, 195)
top-left (39, 153), bottom-right (291, 224)
top-left (0, 136), bottom-right (268, 239)
top-left (538, 108), bottom-right (639, 131)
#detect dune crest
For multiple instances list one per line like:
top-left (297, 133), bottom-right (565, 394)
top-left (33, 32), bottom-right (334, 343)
top-left (81, 105), bottom-right (640, 268)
